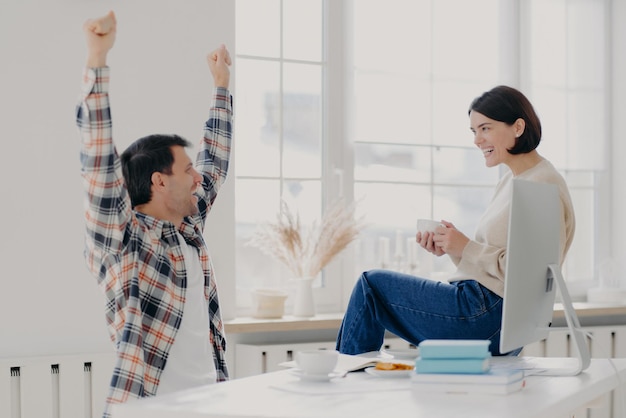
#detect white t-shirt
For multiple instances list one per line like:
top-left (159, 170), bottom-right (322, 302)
top-left (157, 232), bottom-right (217, 395)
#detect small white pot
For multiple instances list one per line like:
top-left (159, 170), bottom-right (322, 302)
top-left (251, 288), bottom-right (289, 319)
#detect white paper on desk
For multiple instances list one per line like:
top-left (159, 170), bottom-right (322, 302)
top-left (270, 373), bottom-right (411, 395)
top-left (279, 353), bottom-right (387, 372)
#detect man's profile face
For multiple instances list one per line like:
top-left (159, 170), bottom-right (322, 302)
top-left (162, 146), bottom-right (203, 220)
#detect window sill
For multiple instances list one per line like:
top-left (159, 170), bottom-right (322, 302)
top-left (224, 303), bottom-right (626, 334)
top-left (224, 312), bottom-right (344, 334)
top-left (551, 302), bottom-right (626, 326)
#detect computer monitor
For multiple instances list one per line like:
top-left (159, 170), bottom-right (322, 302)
top-left (499, 179), bottom-right (590, 375)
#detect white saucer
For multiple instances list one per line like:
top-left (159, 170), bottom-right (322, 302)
top-left (381, 348), bottom-right (420, 360)
top-left (289, 369), bottom-right (346, 382)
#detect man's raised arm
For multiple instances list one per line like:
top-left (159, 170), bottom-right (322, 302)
top-left (83, 10), bottom-right (117, 67)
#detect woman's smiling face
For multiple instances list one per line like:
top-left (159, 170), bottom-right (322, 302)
top-left (469, 110), bottom-right (521, 169)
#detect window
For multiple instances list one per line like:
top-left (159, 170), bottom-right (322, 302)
top-left (525, 0), bottom-right (608, 289)
top-left (350, 0), bottom-right (502, 280)
top-left (349, 0), bottom-right (609, 294)
top-left (234, 0), bottom-right (340, 313)
top-left (234, 0), bottom-right (610, 316)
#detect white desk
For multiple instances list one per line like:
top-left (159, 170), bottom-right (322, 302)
top-left (113, 358), bottom-right (626, 418)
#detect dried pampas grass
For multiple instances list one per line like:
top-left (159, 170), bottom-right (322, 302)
top-left (248, 199), bottom-right (364, 278)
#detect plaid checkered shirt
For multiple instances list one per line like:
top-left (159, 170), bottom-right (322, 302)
top-left (76, 67), bottom-right (231, 418)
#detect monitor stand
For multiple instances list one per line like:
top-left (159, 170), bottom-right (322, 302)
top-left (530, 264), bottom-right (591, 376)
top-left (492, 264), bottom-right (591, 376)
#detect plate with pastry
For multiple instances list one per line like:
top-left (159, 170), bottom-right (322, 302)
top-left (365, 362), bottom-right (414, 378)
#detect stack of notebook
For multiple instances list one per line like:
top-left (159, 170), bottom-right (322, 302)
top-left (412, 340), bottom-right (525, 394)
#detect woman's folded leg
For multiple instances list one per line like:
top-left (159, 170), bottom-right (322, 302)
top-left (335, 269), bottom-right (504, 355)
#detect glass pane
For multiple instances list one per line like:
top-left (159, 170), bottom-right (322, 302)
top-left (563, 170), bottom-right (595, 188)
top-left (352, 233), bottom-right (387, 275)
top-left (530, 87), bottom-right (567, 169)
top-left (236, 179), bottom-right (281, 226)
top-left (530, 0), bottom-right (567, 86)
top-left (353, 0), bottom-right (432, 75)
top-left (354, 143), bottom-right (431, 183)
top-left (353, 227), bottom-right (425, 274)
top-left (235, 59), bottom-right (281, 177)
top-left (432, 146), bottom-right (498, 186)
top-left (566, 187), bottom-right (594, 282)
top-left (282, 180), bottom-right (322, 224)
top-left (353, 73), bottom-right (431, 144)
top-left (433, 185), bottom-right (493, 237)
top-left (432, 0), bottom-right (500, 82)
top-left (283, 0), bottom-right (322, 61)
top-left (352, 0), bottom-right (432, 145)
top-left (530, 0), bottom-right (607, 172)
top-left (235, 180), bottom-right (322, 291)
top-left (568, 1), bottom-right (606, 171)
top-left (354, 182), bottom-right (433, 229)
top-left (236, 0), bottom-right (280, 57)
top-left (528, 0), bottom-right (608, 289)
top-left (567, 89), bottom-right (606, 170)
top-left (236, 244), bottom-right (288, 290)
top-left (432, 81), bottom-right (495, 147)
top-left (283, 63), bottom-right (322, 178)
top-left (235, 179), bottom-right (281, 290)
top-left (354, 182), bottom-right (433, 275)
top-left (567, 0), bottom-right (605, 88)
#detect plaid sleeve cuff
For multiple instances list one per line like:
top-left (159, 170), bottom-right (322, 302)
top-left (214, 87), bottom-right (232, 111)
top-left (81, 67), bottom-right (110, 98)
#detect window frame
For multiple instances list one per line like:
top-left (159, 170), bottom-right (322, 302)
top-left (229, 0), bottom-right (614, 318)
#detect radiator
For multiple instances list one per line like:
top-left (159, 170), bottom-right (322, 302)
top-left (0, 352), bottom-right (116, 418)
top-left (235, 326), bottom-right (626, 418)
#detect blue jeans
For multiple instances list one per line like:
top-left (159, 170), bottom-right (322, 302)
top-left (336, 269), bottom-right (518, 356)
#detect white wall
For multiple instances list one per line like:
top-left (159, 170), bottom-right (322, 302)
top-left (0, 0), bottom-right (235, 358)
top-left (612, 0), bottom-right (626, 265)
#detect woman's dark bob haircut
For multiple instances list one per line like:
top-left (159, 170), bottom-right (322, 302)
top-left (468, 85), bottom-right (542, 155)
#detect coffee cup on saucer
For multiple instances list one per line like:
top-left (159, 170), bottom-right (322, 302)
top-left (295, 349), bottom-right (339, 375)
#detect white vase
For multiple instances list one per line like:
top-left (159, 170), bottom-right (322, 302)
top-left (292, 276), bottom-right (315, 317)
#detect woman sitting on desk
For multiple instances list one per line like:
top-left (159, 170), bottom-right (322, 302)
top-left (336, 85), bottom-right (575, 356)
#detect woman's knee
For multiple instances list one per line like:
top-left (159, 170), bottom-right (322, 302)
top-left (355, 270), bottom-right (387, 296)
top-left (361, 269), bottom-right (392, 286)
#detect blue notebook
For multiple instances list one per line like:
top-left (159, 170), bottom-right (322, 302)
top-left (418, 339), bottom-right (490, 359)
top-left (415, 356), bottom-right (491, 374)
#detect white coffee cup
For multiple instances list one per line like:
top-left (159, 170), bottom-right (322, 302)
top-left (417, 219), bottom-right (444, 234)
top-left (295, 349), bottom-right (339, 375)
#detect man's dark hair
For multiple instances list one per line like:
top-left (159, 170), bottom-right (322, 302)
top-left (468, 85), bottom-right (542, 155)
top-left (120, 134), bottom-right (192, 207)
